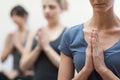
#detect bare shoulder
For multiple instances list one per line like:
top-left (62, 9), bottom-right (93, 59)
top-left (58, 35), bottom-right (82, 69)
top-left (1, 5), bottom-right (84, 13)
top-left (5, 32), bottom-right (13, 40)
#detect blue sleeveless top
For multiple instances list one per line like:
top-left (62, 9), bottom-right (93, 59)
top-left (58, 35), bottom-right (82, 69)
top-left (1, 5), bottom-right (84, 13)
top-left (59, 24), bottom-right (120, 80)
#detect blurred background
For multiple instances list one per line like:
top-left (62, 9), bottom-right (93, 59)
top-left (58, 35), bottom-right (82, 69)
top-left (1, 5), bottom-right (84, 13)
top-left (0, 0), bottom-right (120, 72)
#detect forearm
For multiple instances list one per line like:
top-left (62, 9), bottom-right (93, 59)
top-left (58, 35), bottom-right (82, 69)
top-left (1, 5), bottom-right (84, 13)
top-left (1, 51), bottom-right (9, 62)
top-left (15, 44), bottom-right (24, 55)
top-left (98, 67), bottom-right (120, 80)
top-left (1, 34), bottom-right (14, 62)
top-left (72, 67), bottom-right (92, 80)
top-left (44, 46), bottom-right (60, 68)
top-left (20, 45), bottom-right (41, 71)
top-left (1, 47), bottom-right (13, 62)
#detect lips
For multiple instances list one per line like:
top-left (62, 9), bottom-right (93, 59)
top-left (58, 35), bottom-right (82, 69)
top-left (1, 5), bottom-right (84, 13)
top-left (94, 3), bottom-right (105, 7)
top-left (94, 3), bottom-right (105, 6)
top-left (45, 15), bottom-right (52, 19)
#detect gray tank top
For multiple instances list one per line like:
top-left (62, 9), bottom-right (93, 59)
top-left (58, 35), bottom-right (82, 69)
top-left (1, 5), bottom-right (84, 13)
top-left (11, 31), bottom-right (29, 70)
top-left (59, 24), bottom-right (120, 80)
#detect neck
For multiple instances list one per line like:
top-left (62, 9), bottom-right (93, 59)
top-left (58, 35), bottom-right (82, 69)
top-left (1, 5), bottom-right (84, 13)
top-left (18, 25), bottom-right (26, 33)
top-left (89, 8), bottom-right (120, 30)
top-left (48, 20), bottom-right (61, 29)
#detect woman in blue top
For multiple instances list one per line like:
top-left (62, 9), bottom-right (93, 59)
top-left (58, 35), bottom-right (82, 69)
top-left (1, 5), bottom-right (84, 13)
top-left (58, 0), bottom-right (120, 80)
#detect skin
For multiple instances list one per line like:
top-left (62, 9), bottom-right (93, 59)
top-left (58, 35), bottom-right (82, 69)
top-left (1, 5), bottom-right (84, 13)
top-left (58, 0), bottom-right (120, 80)
top-left (43, 0), bottom-right (62, 26)
top-left (0, 14), bottom-right (34, 79)
top-left (20, 0), bottom-right (65, 71)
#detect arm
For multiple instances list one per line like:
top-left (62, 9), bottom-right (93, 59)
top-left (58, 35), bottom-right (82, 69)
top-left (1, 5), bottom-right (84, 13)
top-left (43, 46), bottom-right (60, 68)
top-left (13, 33), bottom-right (26, 55)
top-left (97, 68), bottom-right (120, 80)
top-left (20, 32), bottom-right (41, 71)
top-left (1, 34), bottom-right (14, 62)
top-left (72, 67), bottom-right (92, 80)
top-left (58, 35), bottom-right (94, 80)
top-left (72, 37), bottom-right (93, 80)
top-left (14, 43), bottom-right (25, 55)
top-left (58, 53), bottom-right (92, 80)
top-left (4, 70), bottom-right (19, 80)
top-left (37, 28), bottom-right (61, 68)
top-left (91, 30), bottom-right (120, 80)
top-left (58, 53), bottom-right (74, 80)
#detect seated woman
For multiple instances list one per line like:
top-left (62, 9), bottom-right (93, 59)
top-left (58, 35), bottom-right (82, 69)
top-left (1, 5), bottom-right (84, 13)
top-left (20, 0), bottom-right (68, 80)
top-left (1, 5), bottom-right (34, 80)
top-left (58, 0), bottom-right (120, 80)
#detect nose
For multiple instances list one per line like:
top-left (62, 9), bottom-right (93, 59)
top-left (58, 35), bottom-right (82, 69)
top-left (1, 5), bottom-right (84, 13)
top-left (44, 7), bottom-right (50, 14)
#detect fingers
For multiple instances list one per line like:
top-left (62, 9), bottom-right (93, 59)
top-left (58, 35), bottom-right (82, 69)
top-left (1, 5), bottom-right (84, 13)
top-left (38, 31), bottom-right (41, 38)
top-left (87, 29), bottom-right (98, 50)
top-left (86, 32), bottom-right (93, 55)
top-left (38, 29), bottom-right (46, 43)
top-left (91, 29), bottom-right (100, 59)
top-left (87, 32), bottom-right (92, 51)
top-left (88, 36), bottom-right (92, 48)
top-left (38, 28), bottom-right (46, 37)
top-left (85, 31), bottom-right (94, 71)
top-left (36, 28), bottom-right (41, 36)
top-left (91, 29), bottom-right (99, 48)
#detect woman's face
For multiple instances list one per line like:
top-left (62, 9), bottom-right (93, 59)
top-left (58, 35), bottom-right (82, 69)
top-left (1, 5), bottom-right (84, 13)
top-left (43, 0), bottom-right (62, 23)
top-left (12, 15), bottom-right (27, 26)
top-left (90, 0), bottom-right (114, 12)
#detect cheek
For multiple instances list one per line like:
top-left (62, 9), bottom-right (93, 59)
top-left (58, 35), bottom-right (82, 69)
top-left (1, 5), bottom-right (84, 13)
top-left (13, 18), bottom-right (19, 24)
top-left (15, 18), bottom-right (24, 24)
top-left (52, 9), bottom-right (61, 17)
top-left (89, 0), bottom-right (93, 5)
top-left (43, 10), bottom-right (46, 16)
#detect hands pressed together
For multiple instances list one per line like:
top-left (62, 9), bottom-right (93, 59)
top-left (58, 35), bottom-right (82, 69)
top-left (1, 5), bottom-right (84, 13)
top-left (85, 29), bottom-right (107, 74)
top-left (12, 32), bottom-right (21, 47)
top-left (37, 28), bottom-right (51, 50)
top-left (12, 31), bottom-right (27, 55)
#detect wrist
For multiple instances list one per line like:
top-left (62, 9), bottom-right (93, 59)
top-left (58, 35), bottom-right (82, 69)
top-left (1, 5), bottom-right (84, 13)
top-left (83, 66), bottom-right (93, 74)
top-left (96, 66), bottom-right (108, 74)
top-left (36, 45), bottom-right (41, 51)
top-left (84, 64), bottom-right (93, 73)
top-left (15, 43), bottom-right (20, 49)
top-left (43, 44), bottom-right (51, 51)
top-left (73, 67), bottom-right (92, 80)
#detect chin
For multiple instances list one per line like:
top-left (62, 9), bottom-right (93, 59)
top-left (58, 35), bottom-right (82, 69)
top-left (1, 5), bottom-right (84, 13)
top-left (94, 8), bottom-right (109, 13)
top-left (47, 20), bottom-right (53, 24)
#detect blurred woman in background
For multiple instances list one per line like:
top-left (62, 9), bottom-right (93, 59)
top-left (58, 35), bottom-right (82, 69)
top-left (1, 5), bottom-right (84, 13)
top-left (0, 5), bottom-right (34, 80)
top-left (20, 0), bottom-right (68, 80)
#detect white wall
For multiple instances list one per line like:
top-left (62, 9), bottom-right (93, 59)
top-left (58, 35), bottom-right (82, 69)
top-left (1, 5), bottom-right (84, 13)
top-left (0, 0), bottom-right (120, 71)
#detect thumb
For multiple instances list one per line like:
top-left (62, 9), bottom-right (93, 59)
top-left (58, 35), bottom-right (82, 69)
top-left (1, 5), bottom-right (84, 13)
top-left (88, 36), bottom-right (92, 48)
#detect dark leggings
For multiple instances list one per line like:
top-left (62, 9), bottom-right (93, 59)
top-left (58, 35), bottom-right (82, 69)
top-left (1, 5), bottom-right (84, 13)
top-left (0, 72), bottom-right (34, 80)
top-left (0, 72), bottom-right (9, 80)
top-left (14, 75), bottom-right (34, 80)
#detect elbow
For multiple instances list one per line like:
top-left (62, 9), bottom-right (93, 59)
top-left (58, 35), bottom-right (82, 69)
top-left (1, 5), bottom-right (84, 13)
top-left (54, 59), bottom-right (60, 68)
top-left (0, 56), bottom-right (6, 63)
top-left (56, 62), bottom-right (60, 68)
top-left (57, 58), bottom-right (61, 68)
